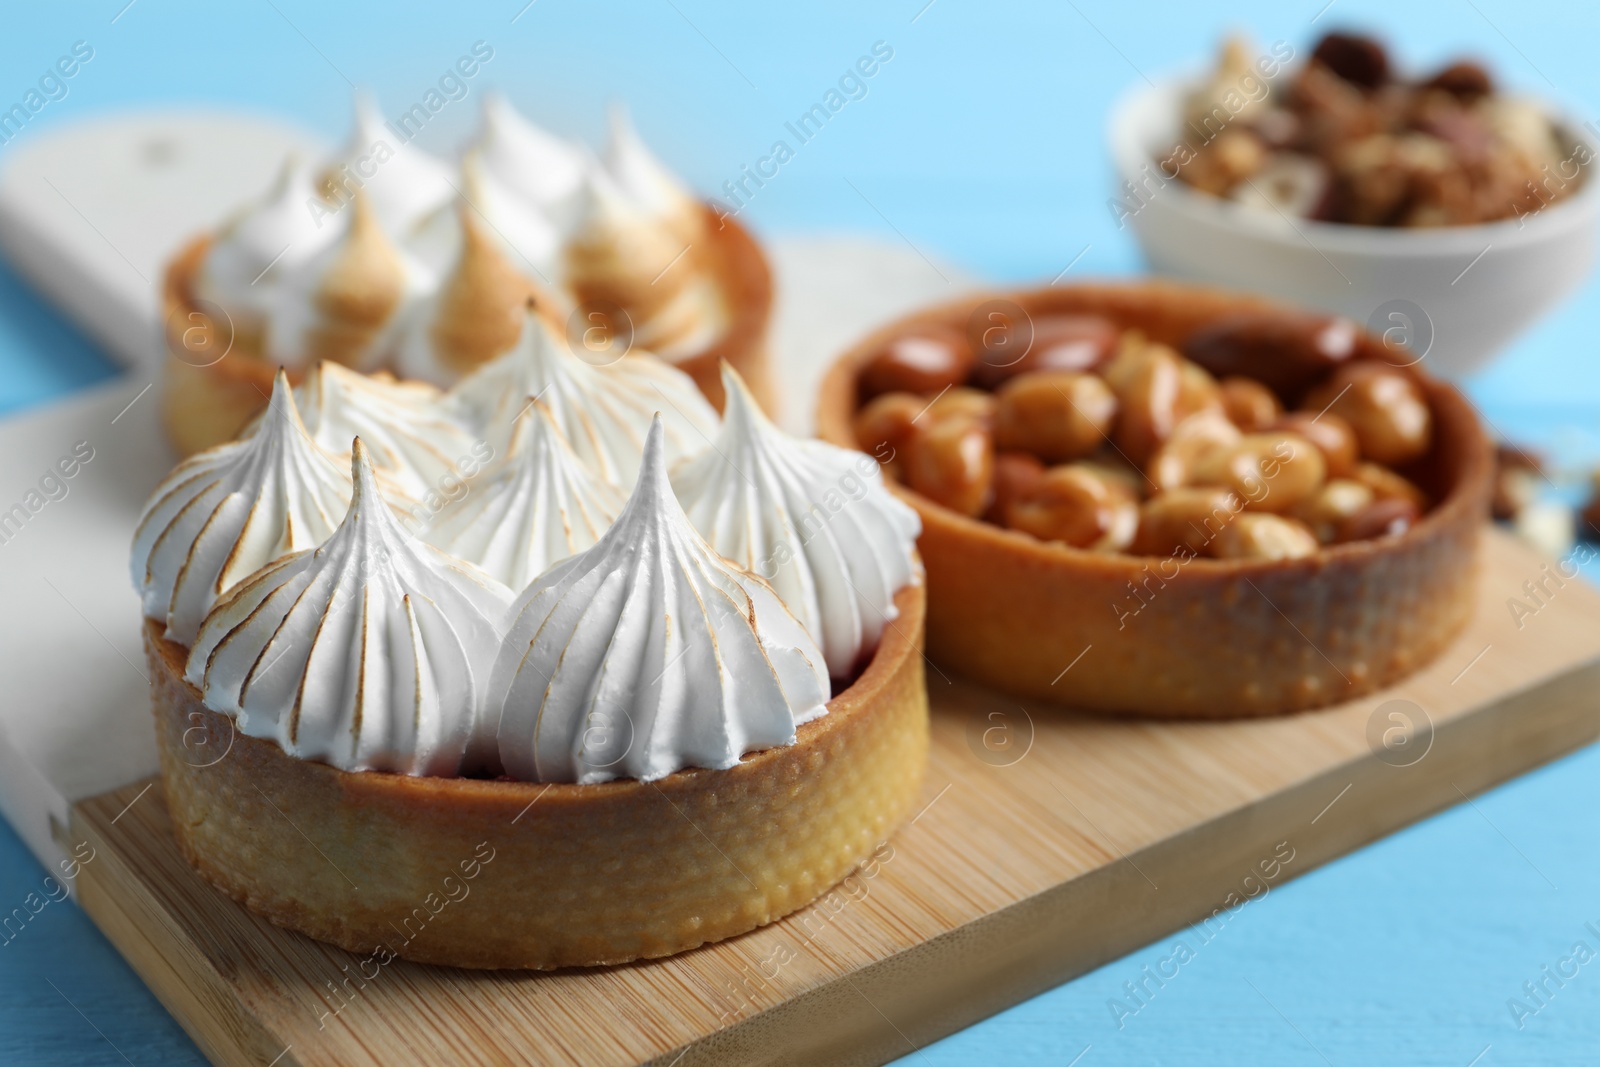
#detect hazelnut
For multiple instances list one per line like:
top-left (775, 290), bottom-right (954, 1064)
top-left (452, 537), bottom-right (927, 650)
top-left (858, 327), bottom-right (974, 400)
top-left (1288, 478), bottom-right (1376, 543)
top-left (1270, 411), bottom-right (1359, 478)
top-left (1181, 311), bottom-right (1358, 400)
top-left (1003, 464), bottom-right (1136, 551)
top-left (1304, 362), bottom-right (1432, 466)
top-left (1422, 60), bottom-right (1493, 101)
top-left (1210, 513), bottom-right (1321, 561)
top-left (1219, 376), bottom-right (1282, 431)
top-left (1351, 461), bottom-right (1429, 510)
top-left (1149, 410), bottom-right (1241, 492)
top-left (1311, 31), bottom-right (1390, 90)
top-left (906, 416), bottom-right (994, 517)
top-left (969, 314), bottom-right (1120, 388)
top-left (986, 451), bottom-right (1046, 524)
top-left (1131, 486), bottom-right (1244, 556)
top-left (853, 392), bottom-right (924, 475)
top-left (993, 371), bottom-right (1118, 463)
top-left (1221, 432), bottom-right (1327, 513)
top-left (1335, 497), bottom-right (1422, 543)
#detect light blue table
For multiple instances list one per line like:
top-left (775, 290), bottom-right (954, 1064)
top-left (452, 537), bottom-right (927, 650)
top-left (2, 2), bottom-right (1598, 1063)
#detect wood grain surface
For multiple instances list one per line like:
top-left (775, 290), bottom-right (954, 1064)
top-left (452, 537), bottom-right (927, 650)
top-left (68, 528), bottom-right (1600, 1067)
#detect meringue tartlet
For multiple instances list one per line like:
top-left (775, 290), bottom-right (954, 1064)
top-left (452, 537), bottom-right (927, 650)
top-left (133, 348), bottom-right (926, 968)
top-left (161, 95), bottom-right (773, 457)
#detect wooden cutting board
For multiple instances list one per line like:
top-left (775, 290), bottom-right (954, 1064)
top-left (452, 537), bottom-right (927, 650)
top-left (66, 528), bottom-right (1600, 1067)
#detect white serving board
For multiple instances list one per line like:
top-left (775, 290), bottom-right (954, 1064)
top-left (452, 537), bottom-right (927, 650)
top-left (0, 109), bottom-right (968, 874)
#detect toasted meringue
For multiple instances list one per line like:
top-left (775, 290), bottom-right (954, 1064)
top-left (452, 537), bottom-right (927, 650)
top-left (563, 166), bottom-right (727, 361)
top-left (446, 307), bottom-right (719, 485)
top-left (294, 361), bottom-right (476, 499)
top-left (474, 92), bottom-right (588, 215)
top-left (130, 371), bottom-right (350, 646)
top-left (394, 202), bottom-right (535, 386)
top-left (266, 192), bottom-right (430, 370)
top-left (423, 401), bottom-right (624, 589)
top-left (674, 365), bottom-right (922, 677)
top-left (194, 157), bottom-right (336, 328)
top-left (186, 440), bottom-right (513, 777)
top-left (602, 104), bottom-right (702, 236)
top-left (321, 91), bottom-right (456, 234)
top-left (490, 417), bottom-right (829, 784)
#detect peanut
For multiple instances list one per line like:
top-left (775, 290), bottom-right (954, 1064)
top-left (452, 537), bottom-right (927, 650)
top-left (970, 314), bottom-right (1119, 388)
top-left (1149, 410), bottom-right (1242, 492)
top-left (905, 414), bottom-right (993, 516)
top-left (1271, 411), bottom-right (1359, 478)
top-left (993, 371), bottom-right (1117, 463)
top-left (1219, 376), bottom-right (1282, 430)
top-left (1222, 432), bottom-right (1327, 513)
top-left (1003, 464), bottom-right (1136, 551)
top-left (853, 392), bottom-right (924, 477)
top-left (1303, 362), bottom-right (1432, 466)
top-left (1131, 486), bottom-right (1244, 556)
top-left (1210, 513), bottom-right (1321, 560)
top-left (1288, 478), bottom-right (1376, 543)
top-left (1181, 311), bottom-right (1358, 400)
top-left (1335, 497), bottom-right (1422, 542)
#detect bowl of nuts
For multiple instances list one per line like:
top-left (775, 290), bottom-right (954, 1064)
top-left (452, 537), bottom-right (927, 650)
top-left (1107, 31), bottom-right (1599, 378)
top-left (816, 280), bottom-right (1492, 717)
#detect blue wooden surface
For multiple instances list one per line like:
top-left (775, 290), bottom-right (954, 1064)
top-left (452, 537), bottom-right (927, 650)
top-left (1, 1), bottom-right (1598, 1063)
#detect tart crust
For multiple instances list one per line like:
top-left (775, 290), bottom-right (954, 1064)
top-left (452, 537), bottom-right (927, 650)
top-left (145, 582), bottom-right (926, 970)
top-left (158, 204), bottom-right (774, 457)
top-left (817, 281), bottom-right (1493, 717)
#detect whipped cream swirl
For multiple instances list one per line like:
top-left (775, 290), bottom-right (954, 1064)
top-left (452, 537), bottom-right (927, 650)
top-left (446, 308), bottom-right (719, 485)
top-left (131, 371), bottom-right (351, 646)
top-left (674, 365), bottom-right (921, 678)
top-left (186, 439), bottom-right (513, 777)
top-left (423, 401), bottom-right (624, 590)
top-left (490, 417), bottom-right (830, 784)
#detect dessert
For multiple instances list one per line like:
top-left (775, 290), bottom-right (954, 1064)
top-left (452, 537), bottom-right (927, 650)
top-left (133, 351), bottom-right (926, 969)
top-left (1174, 31), bottom-right (1584, 226)
top-left (161, 93), bottom-right (772, 456)
top-left (818, 281), bottom-right (1492, 716)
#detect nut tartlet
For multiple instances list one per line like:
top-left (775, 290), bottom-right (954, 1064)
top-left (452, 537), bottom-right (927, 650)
top-left (161, 95), bottom-right (773, 457)
top-left (133, 347), bottom-right (925, 968)
top-left (817, 281), bottom-right (1492, 717)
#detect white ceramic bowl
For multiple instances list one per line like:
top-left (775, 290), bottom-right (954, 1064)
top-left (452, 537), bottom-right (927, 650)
top-left (1107, 75), bottom-right (1599, 378)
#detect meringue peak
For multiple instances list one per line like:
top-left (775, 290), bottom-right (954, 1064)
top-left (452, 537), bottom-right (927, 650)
top-left (489, 415), bottom-right (831, 783)
top-left (673, 363), bottom-right (922, 678)
top-left (185, 431), bottom-right (515, 778)
top-left (130, 369), bottom-right (352, 645)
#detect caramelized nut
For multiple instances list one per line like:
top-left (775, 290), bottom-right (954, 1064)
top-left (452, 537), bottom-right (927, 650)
top-left (906, 416), bottom-right (993, 516)
top-left (1149, 410), bottom-right (1241, 492)
top-left (1003, 465), bottom-right (1135, 550)
top-left (853, 392), bottom-right (924, 474)
top-left (1131, 486), bottom-right (1244, 556)
top-left (1351, 461), bottom-right (1429, 510)
top-left (1304, 363), bottom-right (1432, 466)
top-left (1490, 442), bottom-right (1543, 522)
top-left (858, 327), bottom-right (974, 400)
top-left (1181, 311), bottom-right (1358, 400)
top-left (1210, 513), bottom-right (1321, 561)
top-left (986, 451), bottom-right (1046, 524)
top-left (1422, 60), bottom-right (1493, 101)
top-left (1219, 376), bottom-right (1282, 431)
top-left (1271, 411), bottom-right (1359, 478)
top-left (1222, 432), bottom-right (1327, 513)
top-left (929, 386), bottom-right (997, 428)
top-left (1110, 345), bottom-right (1183, 464)
top-left (993, 371), bottom-right (1117, 463)
top-left (969, 314), bottom-right (1120, 388)
top-left (1288, 478), bottom-right (1375, 543)
top-left (1335, 496), bottom-right (1421, 543)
